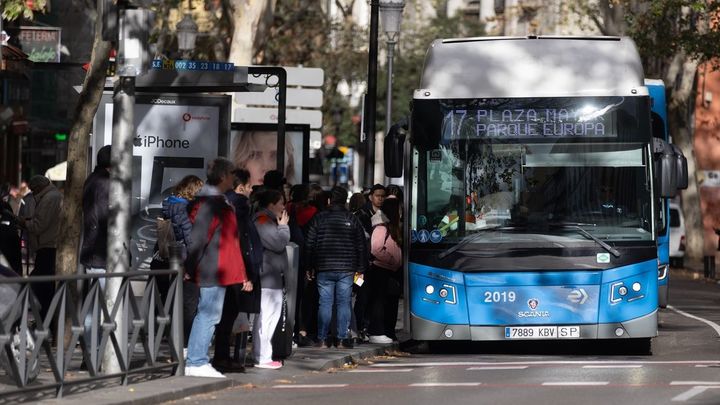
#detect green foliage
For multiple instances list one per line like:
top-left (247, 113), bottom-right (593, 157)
top-left (378, 12), bottom-right (485, 130)
top-left (626, 0), bottom-right (720, 76)
top-left (572, 1), bottom-right (720, 77)
top-left (1, 0), bottom-right (47, 21)
top-left (260, 2), bottom-right (484, 147)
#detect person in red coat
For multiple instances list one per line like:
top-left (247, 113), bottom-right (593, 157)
top-left (184, 158), bottom-right (251, 378)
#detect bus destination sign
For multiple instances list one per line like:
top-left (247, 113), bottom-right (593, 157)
top-left (151, 59), bottom-right (235, 72)
top-left (445, 107), bottom-right (617, 139)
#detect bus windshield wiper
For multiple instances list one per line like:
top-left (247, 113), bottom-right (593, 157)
top-left (550, 222), bottom-right (621, 258)
top-left (438, 226), bottom-right (517, 259)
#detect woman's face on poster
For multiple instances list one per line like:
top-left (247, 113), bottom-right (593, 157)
top-left (240, 132), bottom-right (278, 186)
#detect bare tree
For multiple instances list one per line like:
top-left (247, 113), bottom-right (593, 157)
top-left (227, 0), bottom-right (277, 65)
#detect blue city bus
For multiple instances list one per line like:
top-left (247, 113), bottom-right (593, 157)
top-left (646, 79), bottom-right (670, 308)
top-left (385, 37), bottom-right (686, 351)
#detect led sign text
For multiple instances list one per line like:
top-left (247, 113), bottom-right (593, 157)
top-left (447, 107), bottom-right (617, 139)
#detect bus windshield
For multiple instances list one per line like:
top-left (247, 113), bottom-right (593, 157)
top-left (411, 97), bottom-right (654, 248)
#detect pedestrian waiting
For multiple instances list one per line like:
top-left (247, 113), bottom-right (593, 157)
top-left (305, 186), bottom-right (367, 349)
top-left (184, 158), bottom-right (250, 378)
top-left (252, 188), bottom-right (291, 369)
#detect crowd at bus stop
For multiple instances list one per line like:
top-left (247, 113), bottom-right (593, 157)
top-left (0, 144), bottom-right (405, 379)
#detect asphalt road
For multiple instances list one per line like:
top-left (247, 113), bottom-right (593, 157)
top-left (171, 277), bottom-right (720, 405)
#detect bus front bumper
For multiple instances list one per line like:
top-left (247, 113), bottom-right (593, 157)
top-left (410, 310), bottom-right (657, 341)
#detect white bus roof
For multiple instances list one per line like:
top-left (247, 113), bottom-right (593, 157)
top-left (416, 36), bottom-right (647, 99)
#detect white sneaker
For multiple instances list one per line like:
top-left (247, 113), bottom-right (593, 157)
top-left (369, 335), bottom-right (393, 344)
top-left (185, 364), bottom-right (226, 378)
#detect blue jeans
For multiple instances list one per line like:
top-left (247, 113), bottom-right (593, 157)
top-left (186, 286), bottom-right (225, 367)
top-left (317, 271), bottom-right (353, 340)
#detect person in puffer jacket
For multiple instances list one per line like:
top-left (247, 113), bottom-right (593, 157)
top-left (252, 188), bottom-right (290, 369)
top-left (305, 186), bottom-right (368, 349)
top-left (184, 158), bottom-right (251, 379)
top-left (158, 175), bottom-right (203, 347)
top-left (365, 197), bottom-right (402, 344)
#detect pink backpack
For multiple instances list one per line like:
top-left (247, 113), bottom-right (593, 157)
top-left (370, 225), bottom-right (402, 271)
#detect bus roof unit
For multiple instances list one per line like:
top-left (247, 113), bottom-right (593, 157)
top-left (417, 36), bottom-right (646, 99)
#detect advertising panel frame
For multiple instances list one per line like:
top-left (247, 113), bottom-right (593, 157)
top-left (93, 92), bottom-right (231, 270)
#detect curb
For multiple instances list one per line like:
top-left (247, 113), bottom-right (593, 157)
top-left (316, 342), bottom-right (400, 371)
top-left (670, 266), bottom-right (720, 283)
top-left (35, 343), bottom-right (399, 405)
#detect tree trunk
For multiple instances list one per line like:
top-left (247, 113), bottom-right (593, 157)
top-left (227, 0), bottom-right (275, 65)
top-left (666, 54), bottom-right (703, 264)
top-left (55, 11), bottom-right (111, 346)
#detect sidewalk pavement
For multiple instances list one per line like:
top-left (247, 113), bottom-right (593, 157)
top-left (34, 340), bottom-right (402, 405)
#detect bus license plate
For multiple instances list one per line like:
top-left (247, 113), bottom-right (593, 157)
top-left (504, 326), bottom-right (580, 339)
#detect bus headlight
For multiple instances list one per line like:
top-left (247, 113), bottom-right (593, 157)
top-left (618, 286), bottom-right (628, 296)
top-left (425, 285), bottom-right (435, 295)
top-left (632, 282), bottom-right (641, 292)
top-left (439, 288), bottom-right (448, 298)
top-left (658, 264), bottom-right (669, 280)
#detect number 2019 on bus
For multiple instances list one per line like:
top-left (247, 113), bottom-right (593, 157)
top-left (484, 291), bottom-right (516, 303)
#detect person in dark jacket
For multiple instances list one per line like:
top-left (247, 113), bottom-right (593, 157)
top-left (18, 175), bottom-right (62, 321)
top-left (212, 168), bottom-right (263, 372)
top-left (79, 145), bottom-right (111, 352)
top-left (0, 184), bottom-right (21, 274)
top-left (355, 184), bottom-right (386, 239)
top-left (351, 184), bottom-right (384, 340)
top-left (286, 184), bottom-right (318, 346)
top-left (80, 145), bottom-right (111, 278)
top-left (305, 186), bottom-right (367, 349)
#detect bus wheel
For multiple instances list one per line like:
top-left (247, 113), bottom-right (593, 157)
top-left (626, 338), bottom-right (652, 355)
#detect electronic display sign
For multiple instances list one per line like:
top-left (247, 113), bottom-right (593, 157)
top-left (442, 98), bottom-right (621, 140)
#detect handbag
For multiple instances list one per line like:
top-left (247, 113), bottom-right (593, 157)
top-left (156, 217), bottom-right (176, 260)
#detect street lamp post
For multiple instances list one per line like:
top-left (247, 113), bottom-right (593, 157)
top-left (380, 0), bottom-right (405, 185)
top-left (379, 0), bottom-right (405, 148)
top-left (176, 13), bottom-right (198, 59)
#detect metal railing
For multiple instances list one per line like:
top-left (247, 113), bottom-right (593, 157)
top-left (0, 248), bottom-right (184, 400)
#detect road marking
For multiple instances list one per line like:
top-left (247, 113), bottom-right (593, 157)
top-left (348, 368), bottom-right (413, 373)
top-left (672, 386), bottom-right (720, 402)
top-left (668, 305), bottom-right (720, 337)
top-left (410, 382), bottom-right (482, 387)
top-left (273, 384), bottom-right (348, 389)
top-left (542, 382), bottom-right (609, 386)
top-left (582, 365), bottom-right (643, 369)
top-left (467, 366), bottom-right (528, 371)
top-left (372, 360), bottom-right (720, 367)
top-left (670, 381), bottom-right (720, 386)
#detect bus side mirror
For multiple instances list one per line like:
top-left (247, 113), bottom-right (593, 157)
top-left (384, 119), bottom-right (408, 178)
top-left (654, 139), bottom-right (677, 198)
top-left (671, 144), bottom-right (689, 190)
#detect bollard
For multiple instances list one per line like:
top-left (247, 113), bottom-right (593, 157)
top-left (168, 242), bottom-right (185, 375)
top-left (704, 255), bottom-right (716, 279)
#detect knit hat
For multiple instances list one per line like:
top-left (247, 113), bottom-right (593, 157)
top-left (28, 175), bottom-right (50, 193)
top-left (96, 145), bottom-right (112, 169)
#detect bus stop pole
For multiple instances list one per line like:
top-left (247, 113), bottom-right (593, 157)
top-left (105, 75), bottom-right (135, 374)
